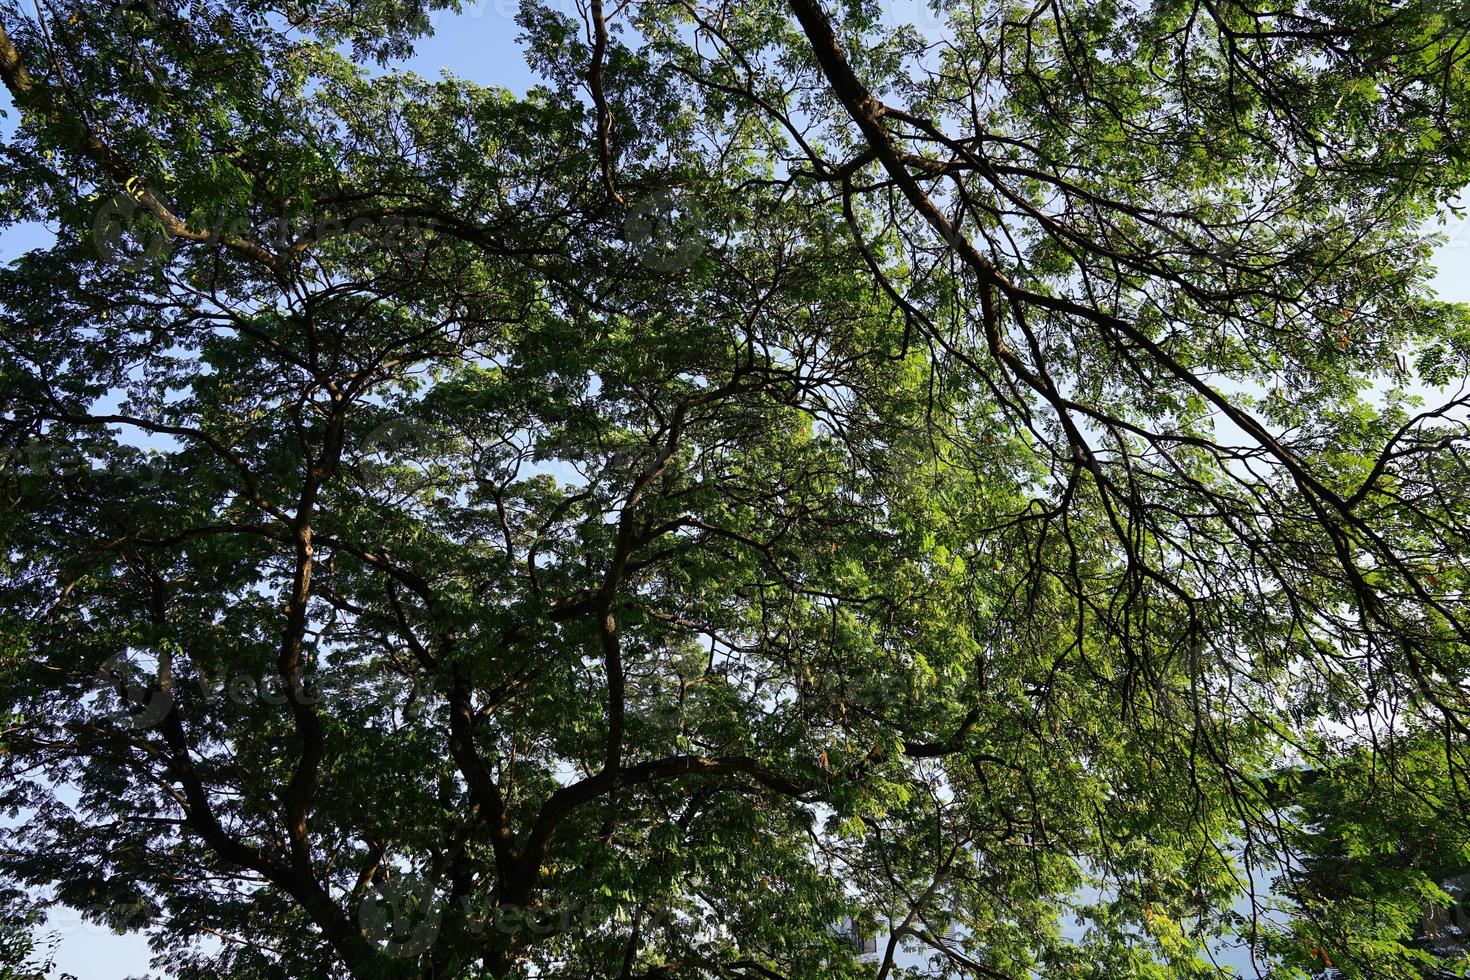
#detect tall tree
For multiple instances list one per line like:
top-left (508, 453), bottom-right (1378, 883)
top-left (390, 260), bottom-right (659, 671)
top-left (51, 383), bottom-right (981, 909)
top-left (0, 0), bottom-right (1467, 977)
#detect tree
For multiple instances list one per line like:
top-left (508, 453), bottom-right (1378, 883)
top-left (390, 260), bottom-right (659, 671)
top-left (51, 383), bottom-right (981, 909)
top-left (0, 0), bottom-right (1467, 977)
top-left (1264, 737), bottom-right (1470, 978)
top-left (0, 900), bottom-right (70, 980)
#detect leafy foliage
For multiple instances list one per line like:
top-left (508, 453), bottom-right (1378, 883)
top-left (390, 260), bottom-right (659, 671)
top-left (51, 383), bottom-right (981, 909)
top-left (0, 0), bottom-right (1468, 977)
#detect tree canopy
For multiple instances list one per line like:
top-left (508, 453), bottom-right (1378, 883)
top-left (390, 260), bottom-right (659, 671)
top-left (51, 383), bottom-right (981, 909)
top-left (0, 0), bottom-right (1468, 977)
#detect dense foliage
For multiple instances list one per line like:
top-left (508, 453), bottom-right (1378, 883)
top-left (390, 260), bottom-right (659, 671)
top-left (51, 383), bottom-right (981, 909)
top-left (0, 0), bottom-right (1468, 977)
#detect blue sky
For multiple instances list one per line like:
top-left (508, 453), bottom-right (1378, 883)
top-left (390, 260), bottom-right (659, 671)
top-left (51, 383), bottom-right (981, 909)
top-left (2, 3), bottom-right (1469, 977)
